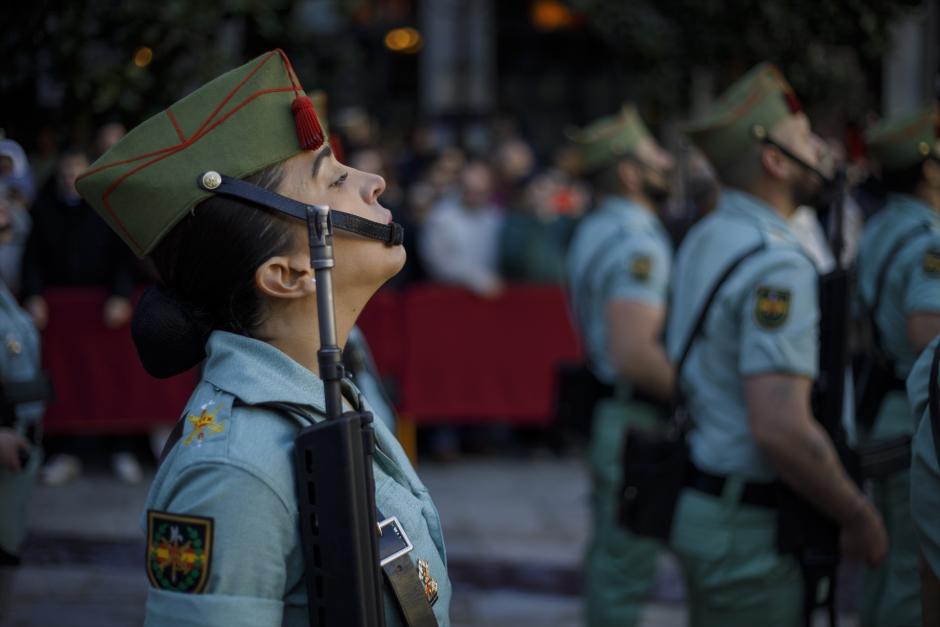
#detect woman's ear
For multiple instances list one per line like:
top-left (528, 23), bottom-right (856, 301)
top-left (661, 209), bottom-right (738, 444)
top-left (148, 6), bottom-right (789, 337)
top-left (255, 255), bottom-right (316, 299)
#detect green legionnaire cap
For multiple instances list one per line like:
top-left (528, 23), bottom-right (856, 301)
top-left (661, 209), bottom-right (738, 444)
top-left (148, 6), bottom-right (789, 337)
top-left (76, 49), bottom-right (327, 257)
top-left (685, 62), bottom-right (804, 169)
top-left (568, 105), bottom-right (654, 173)
top-left (866, 104), bottom-right (940, 172)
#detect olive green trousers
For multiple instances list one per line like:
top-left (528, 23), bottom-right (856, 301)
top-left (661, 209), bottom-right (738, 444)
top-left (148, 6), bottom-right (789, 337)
top-left (670, 480), bottom-right (803, 627)
top-left (584, 398), bottom-right (662, 627)
top-left (860, 392), bottom-right (921, 627)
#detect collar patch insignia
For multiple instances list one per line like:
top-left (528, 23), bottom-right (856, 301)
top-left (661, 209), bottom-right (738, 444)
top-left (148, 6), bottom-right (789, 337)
top-left (630, 254), bottom-right (653, 282)
top-left (755, 286), bottom-right (791, 329)
top-left (147, 510), bottom-right (213, 594)
top-left (417, 558), bottom-right (439, 606)
top-left (923, 249), bottom-right (940, 275)
top-left (183, 401), bottom-right (224, 446)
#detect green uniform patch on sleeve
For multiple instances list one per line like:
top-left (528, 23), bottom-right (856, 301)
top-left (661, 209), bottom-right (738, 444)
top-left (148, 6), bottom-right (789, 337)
top-left (630, 254), bottom-right (653, 282)
top-left (147, 510), bottom-right (214, 594)
top-left (754, 286), bottom-right (791, 329)
top-left (923, 249), bottom-right (940, 275)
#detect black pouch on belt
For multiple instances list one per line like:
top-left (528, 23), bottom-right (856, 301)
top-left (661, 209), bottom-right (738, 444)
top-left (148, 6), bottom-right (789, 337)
top-left (618, 421), bottom-right (689, 541)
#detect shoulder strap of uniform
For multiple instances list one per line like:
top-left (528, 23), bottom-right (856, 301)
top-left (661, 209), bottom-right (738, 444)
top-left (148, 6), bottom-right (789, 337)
top-left (928, 340), bottom-right (940, 466)
top-left (674, 241), bottom-right (767, 391)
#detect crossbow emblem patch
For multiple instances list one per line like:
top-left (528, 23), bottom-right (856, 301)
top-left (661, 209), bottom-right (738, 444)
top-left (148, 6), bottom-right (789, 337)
top-left (146, 510), bottom-right (213, 594)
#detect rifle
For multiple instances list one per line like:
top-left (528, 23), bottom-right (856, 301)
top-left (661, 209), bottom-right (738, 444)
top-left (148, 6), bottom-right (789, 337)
top-left (779, 167), bottom-right (858, 627)
top-left (293, 205), bottom-right (386, 627)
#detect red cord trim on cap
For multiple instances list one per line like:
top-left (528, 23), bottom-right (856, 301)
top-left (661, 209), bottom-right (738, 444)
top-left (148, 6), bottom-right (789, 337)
top-left (274, 48), bottom-right (303, 96)
top-left (79, 51), bottom-right (279, 183)
top-left (166, 109), bottom-right (187, 142)
top-left (190, 51), bottom-right (278, 140)
top-left (100, 86), bottom-right (299, 254)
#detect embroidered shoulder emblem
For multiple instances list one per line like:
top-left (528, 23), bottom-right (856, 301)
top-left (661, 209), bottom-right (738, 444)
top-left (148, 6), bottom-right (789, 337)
top-left (146, 510), bottom-right (213, 594)
top-left (630, 254), bottom-right (652, 282)
top-left (183, 401), bottom-right (224, 446)
top-left (923, 249), bottom-right (940, 275)
top-left (417, 559), bottom-right (439, 606)
top-left (755, 286), bottom-right (791, 329)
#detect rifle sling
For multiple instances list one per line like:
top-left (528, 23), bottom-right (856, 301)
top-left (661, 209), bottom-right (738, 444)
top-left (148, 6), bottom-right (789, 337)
top-left (674, 242), bottom-right (767, 400)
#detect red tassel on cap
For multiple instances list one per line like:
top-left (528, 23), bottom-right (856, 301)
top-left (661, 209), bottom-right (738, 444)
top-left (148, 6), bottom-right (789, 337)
top-left (782, 90), bottom-right (803, 115)
top-left (291, 95), bottom-right (325, 151)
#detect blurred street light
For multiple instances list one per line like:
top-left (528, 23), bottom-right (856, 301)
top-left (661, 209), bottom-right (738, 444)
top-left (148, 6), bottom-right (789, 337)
top-left (133, 46), bottom-right (153, 69)
top-left (385, 27), bottom-right (423, 54)
top-left (530, 0), bottom-right (577, 31)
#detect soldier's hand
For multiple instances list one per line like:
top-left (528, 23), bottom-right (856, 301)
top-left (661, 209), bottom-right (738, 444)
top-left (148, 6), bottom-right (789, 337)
top-left (0, 428), bottom-right (31, 472)
top-left (103, 296), bottom-right (133, 329)
top-left (841, 499), bottom-right (888, 567)
top-left (25, 295), bottom-right (48, 330)
top-left (475, 277), bottom-right (505, 300)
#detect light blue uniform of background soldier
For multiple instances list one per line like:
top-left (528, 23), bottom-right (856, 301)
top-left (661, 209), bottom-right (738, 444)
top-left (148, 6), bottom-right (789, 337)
top-left (565, 105), bottom-right (675, 627)
top-left (855, 104), bottom-right (940, 627)
top-left (143, 332), bottom-right (451, 627)
top-left (0, 278), bottom-right (44, 619)
top-left (668, 63), bottom-right (886, 626)
top-left (906, 334), bottom-right (940, 624)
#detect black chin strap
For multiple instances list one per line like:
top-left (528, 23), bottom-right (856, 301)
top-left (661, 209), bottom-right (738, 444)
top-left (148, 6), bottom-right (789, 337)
top-left (759, 137), bottom-right (833, 186)
top-left (197, 172), bottom-right (404, 247)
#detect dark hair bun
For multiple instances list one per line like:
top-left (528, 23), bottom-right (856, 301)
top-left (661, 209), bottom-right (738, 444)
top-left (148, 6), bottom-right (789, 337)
top-left (131, 286), bottom-right (210, 379)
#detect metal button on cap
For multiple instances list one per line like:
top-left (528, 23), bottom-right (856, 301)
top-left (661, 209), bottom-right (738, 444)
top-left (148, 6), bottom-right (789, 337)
top-left (201, 171), bottom-right (222, 190)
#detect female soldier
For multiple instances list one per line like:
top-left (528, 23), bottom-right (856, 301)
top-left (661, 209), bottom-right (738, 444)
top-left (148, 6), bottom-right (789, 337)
top-left (76, 49), bottom-right (450, 626)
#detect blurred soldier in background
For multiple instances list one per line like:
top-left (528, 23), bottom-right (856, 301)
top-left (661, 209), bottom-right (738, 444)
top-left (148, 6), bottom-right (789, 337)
top-left (565, 105), bottom-right (675, 627)
top-left (669, 64), bottom-right (886, 625)
top-left (855, 104), bottom-right (940, 626)
top-left (905, 335), bottom-right (940, 626)
top-left (0, 189), bottom-right (46, 619)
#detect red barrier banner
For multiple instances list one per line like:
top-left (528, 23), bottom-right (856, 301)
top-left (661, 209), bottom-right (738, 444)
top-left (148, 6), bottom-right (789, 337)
top-left (390, 285), bottom-right (582, 425)
top-left (41, 288), bottom-right (197, 434)
top-left (37, 284), bottom-right (581, 433)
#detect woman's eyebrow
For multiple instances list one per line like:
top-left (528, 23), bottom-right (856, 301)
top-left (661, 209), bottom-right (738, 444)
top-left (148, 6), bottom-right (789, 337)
top-left (311, 144), bottom-right (333, 178)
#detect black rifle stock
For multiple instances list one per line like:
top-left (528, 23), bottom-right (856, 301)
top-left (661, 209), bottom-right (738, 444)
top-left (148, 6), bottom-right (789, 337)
top-left (293, 206), bottom-right (386, 627)
top-left (780, 169), bottom-right (859, 627)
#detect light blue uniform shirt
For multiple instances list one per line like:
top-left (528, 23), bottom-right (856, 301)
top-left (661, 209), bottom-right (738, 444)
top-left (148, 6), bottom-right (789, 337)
top-left (0, 281), bottom-right (44, 557)
top-left (906, 335), bottom-right (940, 578)
top-left (667, 190), bottom-right (819, 481)
top-left (857, 194), bottom-right (940, 380)
top-left (565, 196), bottom-right (672, 385)
top-left (142, 331), bottom-right (450, 627)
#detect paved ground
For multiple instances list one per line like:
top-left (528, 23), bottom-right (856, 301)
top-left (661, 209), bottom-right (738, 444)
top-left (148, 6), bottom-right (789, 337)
top-left (2, 456), bottom-right (859, 626)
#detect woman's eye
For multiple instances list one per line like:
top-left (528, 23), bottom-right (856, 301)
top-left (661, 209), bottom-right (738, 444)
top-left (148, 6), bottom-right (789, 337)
top-left (329, 172), bottom-right (348, 188)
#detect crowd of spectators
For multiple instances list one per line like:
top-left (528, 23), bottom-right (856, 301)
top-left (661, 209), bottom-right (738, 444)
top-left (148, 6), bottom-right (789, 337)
top-left (332, 112), bottom-right (594, 297)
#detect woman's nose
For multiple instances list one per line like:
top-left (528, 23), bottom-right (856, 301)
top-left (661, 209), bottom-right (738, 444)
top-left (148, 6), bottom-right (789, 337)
top-left (365, 173), bottom-right (386, 205)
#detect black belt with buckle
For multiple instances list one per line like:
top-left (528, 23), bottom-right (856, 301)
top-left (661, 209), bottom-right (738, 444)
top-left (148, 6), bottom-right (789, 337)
top-left (685, 464), bottom-right (777, 509)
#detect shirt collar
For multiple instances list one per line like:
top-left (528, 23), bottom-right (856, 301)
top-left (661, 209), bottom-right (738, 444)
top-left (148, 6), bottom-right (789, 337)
top-left (718, 189), bottom-right (801, 243)
top-left (889, 193), bottom-right (940, 226)
top-left (598, 195), bottom-right (659, 228)
top-left (202, 331), bottom-right (327, 412)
